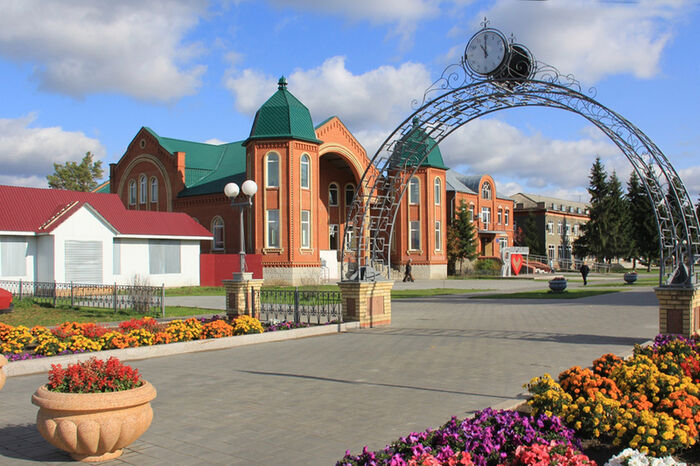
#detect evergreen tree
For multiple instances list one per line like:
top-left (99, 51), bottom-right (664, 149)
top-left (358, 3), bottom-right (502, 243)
top-left (515, 213), bottom-right (544, 256)
top-left (447, 200), bottom-right (477, 274)
top-left (573, 157), bottom-right (609, 262)
top-left (605, 171), bottom-right (629, 261)
top-left (47, 152), bottom-right (104, 191)
top-left (628, 168), bottom-right (660, 271)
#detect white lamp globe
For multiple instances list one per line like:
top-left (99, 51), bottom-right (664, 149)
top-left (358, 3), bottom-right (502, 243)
top-left (224, 182), bottom-right (239, 199)
top-left (241, 180), bottom-right (258, 197)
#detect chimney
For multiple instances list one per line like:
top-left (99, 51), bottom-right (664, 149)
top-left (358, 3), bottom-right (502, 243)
top-left (175, 151), bottom-right (186, 182)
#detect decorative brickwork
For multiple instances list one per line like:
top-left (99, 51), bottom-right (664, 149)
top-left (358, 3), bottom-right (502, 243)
top-left (655, 286), bottom-right (700, 336)
top-left (338, 281), bottom-right (394, 328)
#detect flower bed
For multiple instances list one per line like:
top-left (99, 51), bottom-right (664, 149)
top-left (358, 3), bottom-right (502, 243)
top-left (1, 315), bottom-right (312, 361)
top-left (339, 335), bottom-right (699, 465)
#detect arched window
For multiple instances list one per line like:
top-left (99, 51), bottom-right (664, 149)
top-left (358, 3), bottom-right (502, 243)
top-left (128, 180), bottom-right (136, 205)
top-left (481, 181), bottom-right (491, 200)
top-left (212, 217), bottom-right (224, 250)
top-left (266, 152), bottom-right (279, 188)
top-left (150, 177), bottom-right (158, 203)
top-left (329, 183), bottom-right (339, 206)
top-left (300, 154), bottom-right (310, 189)
top-left (434, 177), bottom-right (441, 205)
top-left (409, 177), bottom-right (420, 205)
top-left (139, 175), bottom-right (147, 204)
top-left (345, 184), bottom-right (355, 207)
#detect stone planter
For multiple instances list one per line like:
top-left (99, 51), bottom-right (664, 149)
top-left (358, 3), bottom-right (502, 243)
top-left (548, 278), bottom-right (568, 293)
top-left (0, 355), bottom-right (7, 390)
top-left (624, 272), bottom-right (638, 284)
top-left (32, 381), bottom-right (156, 462)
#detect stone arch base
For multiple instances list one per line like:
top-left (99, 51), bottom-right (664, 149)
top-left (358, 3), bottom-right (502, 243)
top-left (338, 281), bottom-right (394, 327)
top-left (655, 286), bottom-right (700, 336)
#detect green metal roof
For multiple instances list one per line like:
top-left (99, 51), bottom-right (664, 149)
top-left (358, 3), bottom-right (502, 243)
top-left (390, 118), bottom-right (447, 170)
top-left (93, 180), bottom-right (111, 193)
top-left (143, 127), bottom-right (247, 197)
top-left (245, 77), bottom-right (321, 145)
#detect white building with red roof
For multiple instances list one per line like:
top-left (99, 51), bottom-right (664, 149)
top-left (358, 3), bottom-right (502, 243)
top-left (0, 185), bottom-right (212, 286)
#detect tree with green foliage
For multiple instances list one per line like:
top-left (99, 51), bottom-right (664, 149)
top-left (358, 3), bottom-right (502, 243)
top-left (447, 200), bottom-right (477, 274)
top-left (574, 157), bottom-right (609, 261)
top-left (605, 171), bottom-right (629, 261)
top-left (47, 152), bottom-right (104, 192)
top-left (626, 170), bottom-right (659, 271)
top-left (515, 213), bottom-right (544, 256)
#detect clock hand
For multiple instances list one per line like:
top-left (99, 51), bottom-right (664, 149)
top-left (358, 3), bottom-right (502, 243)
top-left (481, 43), bottom-right (488, 58)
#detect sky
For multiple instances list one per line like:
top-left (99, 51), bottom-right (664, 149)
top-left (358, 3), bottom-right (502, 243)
top-left (1, 0), bottom-right (699, 203)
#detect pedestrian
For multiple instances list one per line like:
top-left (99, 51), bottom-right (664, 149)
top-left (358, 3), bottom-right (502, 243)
top-left (580, 263), bottom-right (590, 286)
top-left (403, 259), bottom-right (414, 282)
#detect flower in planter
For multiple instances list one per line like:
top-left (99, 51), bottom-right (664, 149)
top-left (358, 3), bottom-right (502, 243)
top-left (232, 315), bottom-right (264, 335)
top-left (201, 320), bottom-right (234, 339)
top-left (604, 448), bottom-right (684, 466)
top-left (48, 357), bottom-right (142, 393)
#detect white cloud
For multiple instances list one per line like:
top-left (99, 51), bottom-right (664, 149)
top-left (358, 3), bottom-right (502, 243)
top-left (225, 56), bottom-right (432, 144)
top-left (204, 138), bottom-right (227, 145)
top-left (0, 0), bottom-right (207, 102)
top-left (0, 114), bottom-right (106, 188)
top-left (476, 0), bottom-right (688, 83)
top-left (678, 166), bottom-right (700, 201)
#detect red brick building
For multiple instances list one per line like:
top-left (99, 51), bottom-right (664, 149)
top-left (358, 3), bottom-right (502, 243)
top-left (98, 77), bottom-right (514, 283)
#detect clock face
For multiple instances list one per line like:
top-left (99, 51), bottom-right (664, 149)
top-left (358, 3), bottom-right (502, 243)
top-left (465, 30), bottom-right (508, 75)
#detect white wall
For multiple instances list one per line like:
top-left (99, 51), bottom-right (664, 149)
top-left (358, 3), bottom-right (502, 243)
top-left (115, 238), bottom-right (201, 287)
top-left (37, 236), bottom-right (54, 282)
top-left (0, 234), bottom-right (36, 281)
top-left (51, 206), bottom-right (115, 283)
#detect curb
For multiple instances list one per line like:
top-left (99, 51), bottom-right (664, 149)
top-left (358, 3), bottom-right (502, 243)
top-left (5, 322), bottom-right (360, 377)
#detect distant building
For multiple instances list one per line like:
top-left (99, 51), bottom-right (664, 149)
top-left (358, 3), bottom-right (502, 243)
top-left (512, 193), bottom-right (589, 266)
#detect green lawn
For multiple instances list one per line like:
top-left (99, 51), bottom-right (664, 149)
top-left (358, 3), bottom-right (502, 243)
top-left (474, 289), bottom-right (620, 299)
top-left (0, 300), bottom-right (221, 328)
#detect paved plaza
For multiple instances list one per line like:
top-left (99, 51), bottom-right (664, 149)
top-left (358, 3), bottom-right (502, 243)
top-left (0, 279), bottom-right (659, 465)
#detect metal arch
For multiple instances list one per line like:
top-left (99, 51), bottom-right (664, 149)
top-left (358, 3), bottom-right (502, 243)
top-left (339, 76), bottom-right (700, 287)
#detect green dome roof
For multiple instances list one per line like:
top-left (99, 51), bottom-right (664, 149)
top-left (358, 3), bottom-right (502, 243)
top-left (246, 77), bottom-right (321, 145)
top-left (390, 117), bottom-right (447, 170)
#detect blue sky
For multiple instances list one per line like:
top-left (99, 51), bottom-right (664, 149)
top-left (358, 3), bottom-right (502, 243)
top-left (1, 0), bottom-right (699, 202)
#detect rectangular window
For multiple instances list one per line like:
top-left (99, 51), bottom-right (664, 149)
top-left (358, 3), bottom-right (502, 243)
top-left (573, 224), bottom-right (579, 236)
top-left (113, 239), bottom-right (121, 275)
top-left (129, 183), bottom-right (136, 205)
top-left (0, 237), bottom-right (28, 276)
top-left (505, 210), bottom-right (509, 225)
top-left (548, 244), bottom-right (555, 259)
top-left (481, 207), bottom-right (491, 227)
top-left (266, 210), bottom-right (280, 248)
top-left (329, 224), bottom-right (339, 250)
top-left (565, 224), bottom-right (571, 235)
top-left (469, 205), bottom-right (475, 222)
top-left (547, 221), bottom-right (553, 234)
top-left (149, 240), bottom-right (181, 274)
top-left (409, 178), bottom-right (420, 205)
top-left (435, 221), bottom-right (441, 251)
top-left (410, 221), bottom-right (420, 250)
top-left (301, 210), bottom-right (310, 249)
top-left (557, 222), bottom-right (563, 235)
top-left (497, 209), bottom-right (502, 224)
top-left (150, 180), bottom-right (158, 203)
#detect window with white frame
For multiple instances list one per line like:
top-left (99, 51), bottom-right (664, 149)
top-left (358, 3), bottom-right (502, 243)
top-left (409, 177), bottom-right (420, 205)
top-left (505, 209), bottom-right (509, 225)
top-left (300, 154), bottom-right (310, 189)
top-left (434, 177), bottom-right (441, 205)
top-left (139, 175), bottom-right (147, 204)
top-left (329, 183), bottom-right (339, 206)
top-left (266, 210), bottom-right (280, 248)
top-left (573, 224), bottom-right (579, 236)
top-left (557, 222), bottom-right (563, 235)
top-left (435, 220), bottom-right (441, 250)
top-left (0, 237), bottom-right (28, 276)
top-left (149, 240), bottom-right (181, 274)
top-left (345, 184), bottom-right (355, 207)
top-left (301, 210), bottom-right (311, 248)
top-left (469, 204), bottom-right (475, 222)
top-left (128, 180), bottom-right (136, 205)
top-left (410, 221), bottom-right (420, 250)
top-left (329, 224), bottom-right (339, 249)
top-left (266, 153), bottom-right (279, 188)
top-left (212, 217), bottom-right (224, 250)
top-left (481, 207), bottom-right (491, 226)
top-left (481, 182), bottom-right (491, 199)
top-left (498, 237), bottom-right (507, 251)
top-left (548, 244), bottom-right (555, 259)
top-left (150, 177), bottom-right (158, 203)
top-left (547, 221), bottom-right (553, 234)
top-left (497, 209), bottom-right (502, 224)
top-left (565, 224), bottom-right (571, 236)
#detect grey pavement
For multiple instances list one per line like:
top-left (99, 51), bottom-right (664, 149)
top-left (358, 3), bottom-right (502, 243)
top-left (1, 283), bottom-right (659, 465)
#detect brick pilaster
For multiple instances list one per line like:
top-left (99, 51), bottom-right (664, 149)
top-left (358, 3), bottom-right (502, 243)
top-left (338, 281), bottom-right (394, 328)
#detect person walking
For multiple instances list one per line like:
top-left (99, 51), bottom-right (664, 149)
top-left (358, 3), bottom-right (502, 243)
top-left (403, 259), bottom-right (414, 282)
top-left (580, 263), bottom-right (590, 286)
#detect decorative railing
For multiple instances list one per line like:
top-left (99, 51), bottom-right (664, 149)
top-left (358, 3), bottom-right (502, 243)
top-left (256, 288), bottom-right (342, 325)
top-left (0, 279), bottom-right (165, 316)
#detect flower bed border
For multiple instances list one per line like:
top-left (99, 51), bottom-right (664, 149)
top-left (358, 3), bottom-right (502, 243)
top-left (6, 322), bottom-right (359, 377)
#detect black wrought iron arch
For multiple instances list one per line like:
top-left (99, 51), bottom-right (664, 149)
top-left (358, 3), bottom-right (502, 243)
top-left (340, 47), bottom-right (699, 286)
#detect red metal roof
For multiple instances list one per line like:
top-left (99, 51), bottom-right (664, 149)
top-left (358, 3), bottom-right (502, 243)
top-left (0, 185), bottom-right (212, 238)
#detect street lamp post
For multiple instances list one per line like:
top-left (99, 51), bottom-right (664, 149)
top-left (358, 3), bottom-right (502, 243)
top-left (224, 180), bottom-right (258, 279)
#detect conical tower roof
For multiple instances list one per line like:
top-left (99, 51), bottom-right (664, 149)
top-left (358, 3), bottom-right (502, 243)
top-left (246, 77), bottom-right (321, 145)
top-left (389, 117), bottom-right (447, 169)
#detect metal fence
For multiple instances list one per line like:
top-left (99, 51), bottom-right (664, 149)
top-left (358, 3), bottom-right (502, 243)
top-left (256, 288), bottom-right (342, 325)
top-left (0, 279), bottom-right (165, 316)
